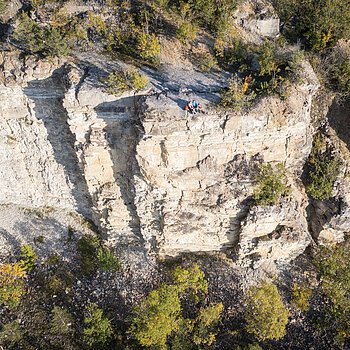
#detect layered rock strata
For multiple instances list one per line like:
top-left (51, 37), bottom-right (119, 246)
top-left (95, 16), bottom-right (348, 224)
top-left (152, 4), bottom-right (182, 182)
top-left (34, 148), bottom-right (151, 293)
top-left (0, 52), bottom-right (324, 266)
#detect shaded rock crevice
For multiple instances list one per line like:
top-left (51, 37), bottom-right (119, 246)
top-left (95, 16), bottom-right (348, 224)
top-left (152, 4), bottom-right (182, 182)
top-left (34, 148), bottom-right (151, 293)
top-left (23, 68), bottom-right (95, 221)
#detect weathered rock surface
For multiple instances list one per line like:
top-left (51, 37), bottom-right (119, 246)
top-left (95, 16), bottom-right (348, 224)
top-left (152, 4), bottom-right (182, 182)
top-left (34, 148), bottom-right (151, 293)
top-left (0, 48), bottom-right (337, 268)
top-left (134, 62), bottom-right (317, 261)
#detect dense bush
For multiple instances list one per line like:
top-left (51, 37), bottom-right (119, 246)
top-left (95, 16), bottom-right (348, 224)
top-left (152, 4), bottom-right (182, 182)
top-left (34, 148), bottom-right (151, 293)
top-left (253, 163), bottom-right (290, 206)
top-left (77, 235), bottom-right (122, 275)
top-left (19, 244), bottom-right (37, 273)
top-left (77, 235), bottom-right (100, 275)
top-left (324, 47), bottom-right (350, 96)
top-left (96, 247), bottom-right (121, 272)
top-left (14, 13), bottom-right (70, 56)
top-left (50, 306), bottom-right (74, 336)
top-left (221, 75), bottom-right (256, 110)
top-left (0, 320), bottom-right (22, 346)
top-left (314, 240), bottom-right (350, 340)
top-left (306, 135), bottom-right (341, 200)
top-left (0, 263), bottom-right (26, 308)
top-left (131, 264), bottom-right (222, 349)
top-left (272, 0), bottom-right (350, 51)
top-left (168, 0), bottom-right (236, 33)
top-left (196, 51), bottom-right (217, 72)
top-left (220, 40), bottom-right (303, 105)
top-left (83, 303), bottom-right (113, 347)
top-left (291, 283), bottom-right (313, 312)
top-left (107, 67), bottom-right (149, 95)
top-left (245, 281), bottom-right (289, 341)
top-left (176, 21), bottom-right (197, 44)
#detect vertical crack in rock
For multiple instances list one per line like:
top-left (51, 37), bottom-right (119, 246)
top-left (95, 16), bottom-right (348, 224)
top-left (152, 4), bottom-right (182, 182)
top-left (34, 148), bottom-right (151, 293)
top-left (23, 68), bottom-right (95, 220)
top-left (94, 96), bottom-right (144, 240)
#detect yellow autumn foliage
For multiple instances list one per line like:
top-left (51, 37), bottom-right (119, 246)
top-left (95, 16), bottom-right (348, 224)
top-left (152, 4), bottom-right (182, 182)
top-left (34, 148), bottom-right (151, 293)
top-left (0, 263), bottom-right (26, 308)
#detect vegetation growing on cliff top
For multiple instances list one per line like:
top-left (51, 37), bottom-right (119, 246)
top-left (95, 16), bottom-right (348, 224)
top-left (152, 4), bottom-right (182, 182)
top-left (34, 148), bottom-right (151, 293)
top-left (107, 68), bottom-right (149, 95)
top-left (219, 42), bottom-right (303, 109)
top-left (271, 0), bottom-right (350, 51)
top-left (305, 134), bottom-right (341, 201)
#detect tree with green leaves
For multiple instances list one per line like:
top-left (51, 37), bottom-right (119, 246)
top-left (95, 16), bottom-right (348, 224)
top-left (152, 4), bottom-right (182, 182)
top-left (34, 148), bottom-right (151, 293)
top-left (314, 240), bottom-right (350, 341)
top-left (131, 264), bottom-right (222, 349)
top-left (0, 320), bottom-right (22, 347)
top-left (245, 281), bottom-right (289, 341)
top-left (253, 163), bottom-right (290, 206)
top-left (131, 284), bottom-right (182, 348)
top-left (272, 0), bottom-right (350, 51)
top-left (83, 303), bottom-right (113, 347)
top-left (306, 135), bottom-right (341, 200)
top-left (20, 244), bottom-right (38, 273)
top-left (107, 67), bottom-right (149, 96)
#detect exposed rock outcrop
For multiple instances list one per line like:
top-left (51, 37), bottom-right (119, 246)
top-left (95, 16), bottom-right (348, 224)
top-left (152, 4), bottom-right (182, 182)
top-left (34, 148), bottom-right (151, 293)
top-left (0, 49), bottom-right (329, 267)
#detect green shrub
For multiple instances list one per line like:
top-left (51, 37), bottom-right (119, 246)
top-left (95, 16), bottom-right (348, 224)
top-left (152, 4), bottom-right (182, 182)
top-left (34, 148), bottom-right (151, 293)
top-left (136, 31), bottom-right (161, 62)
top-left (192, 303), bottom-right (223, 346)
top-left (76, 235), bottom-right (100, 275)
top-left (325, 48), bottom-right (350, 96)
top-left (45, 254), bottom-right (61, 266)
top-left (97, 247), bottom-right (121, 272)
top-left (50, 306), bottom-right (74, 336)
top-left (221, 75), bottom-right (256, 110)
top-left (172, 0), bottom-right (236, 33)
top-left (272, 0), bottom-right (350, 51)
top-left (176, 21), bottom-right (197, 44)
top-left (131, 264), bottom-right (221, 349)
top-left (256, 43), bottom-right (303, 96)
top-left (83, 303), bottom-right (113, 347)
top-left (0, 320), bottom-right (22, 346)
top-left (306, 135), bottom-right (341, 200)
top-left (219, 40), bottom-right (303, 99)
top-left (33, 235), bottom-right (45, 246)
top-left (0, 0), bottom-right (8, 13)
top-left (77, 235), bottom-right (121, 275)
top-left (333, 60), bottom-right (350, 95)
top-left (107, 68), bottom-right (148, 95)
top-left (314, 240), bottom-right (350, 340)
top-left (253, 163), bottom-right (290, 206)
top-left (245, 281), bottom-right (289, 341)
top-left (20, 244), bottom-right (38, 273)
top-left (172, 263), bottom-right (208, 296)
top-left (14, 13), bottom-right (70, 57)
top-left (292, 283), bottom-right (313, 312)
top-left (196, 52), bottom-right (217, 72)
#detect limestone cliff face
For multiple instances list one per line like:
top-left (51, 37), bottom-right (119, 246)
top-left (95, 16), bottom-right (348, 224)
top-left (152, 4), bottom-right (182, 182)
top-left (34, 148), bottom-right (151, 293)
top-left (135, 62), bottom-right (318, 266)
top-left (0, 51), bottom-right (326, 267)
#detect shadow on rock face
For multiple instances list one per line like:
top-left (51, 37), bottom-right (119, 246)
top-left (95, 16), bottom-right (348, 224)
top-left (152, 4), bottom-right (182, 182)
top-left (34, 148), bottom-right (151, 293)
top-left (23, 68), bottom-right (95, 222)
top-left (94, 97), bottom-right (145, 241)
top-left (327, 97), bottom-right (350, 151)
